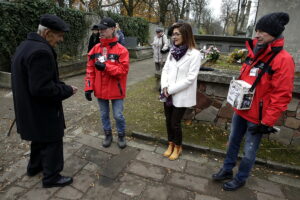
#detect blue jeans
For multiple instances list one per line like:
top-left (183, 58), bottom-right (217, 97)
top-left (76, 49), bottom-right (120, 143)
top-left (223, 113), bottom-right (263, 182)
top-left (97, 99), bottom-right (126, 134)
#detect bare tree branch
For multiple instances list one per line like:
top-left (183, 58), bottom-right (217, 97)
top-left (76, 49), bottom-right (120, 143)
top-left (101, 0), bottom-right (121, 7)
top-left (120, 0), bottom-right (143, 16)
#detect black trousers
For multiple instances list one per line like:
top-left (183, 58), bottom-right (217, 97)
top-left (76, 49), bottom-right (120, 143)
top-left (27, 139), bottom-right (64, 184)
top-left (164, 104), bottom-right (186, 145)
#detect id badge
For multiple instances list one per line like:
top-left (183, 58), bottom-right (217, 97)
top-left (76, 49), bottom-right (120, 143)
top-left (249, 68), bottom-right (259, 77)
top-left (98, 56), bottom-right (106, 63)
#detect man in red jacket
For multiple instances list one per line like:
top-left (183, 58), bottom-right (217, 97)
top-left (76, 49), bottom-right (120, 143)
top-left (212, 12), bottom-right (295, 191)
top-left (84, 17), bottom-right (129, 149)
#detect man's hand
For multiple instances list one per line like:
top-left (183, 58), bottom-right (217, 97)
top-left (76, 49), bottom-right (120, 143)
top-left (85, 90), bottom-right (93, 101)
top-left (249, 124), bottom-right (278, 135)
top-left (95, 61), bottom-right (106, 71)
top-left (71, 85), bottom-right (78, 94)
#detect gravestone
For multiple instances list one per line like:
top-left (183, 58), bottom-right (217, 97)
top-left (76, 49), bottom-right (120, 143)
top-left (124, 37), bottom-right (138, 48)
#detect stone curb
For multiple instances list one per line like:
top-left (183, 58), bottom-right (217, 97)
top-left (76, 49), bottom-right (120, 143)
top-left (130, 56), bottom-right (153, 63)
top-left (131, 131), bottom-right (300, 175)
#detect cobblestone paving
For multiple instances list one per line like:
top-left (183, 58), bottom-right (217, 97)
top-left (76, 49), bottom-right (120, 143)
top-left (1, 134), bottom-right (300, 200)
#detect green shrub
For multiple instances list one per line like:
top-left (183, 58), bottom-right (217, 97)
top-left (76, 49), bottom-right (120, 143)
top-left (107, 12), bottom-right (149, 45)
top-left (0, 0), bottom-right (87, 67)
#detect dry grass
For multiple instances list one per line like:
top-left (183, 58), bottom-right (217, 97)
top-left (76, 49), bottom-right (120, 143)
top-left (124, 76), bottom-right (300, 166)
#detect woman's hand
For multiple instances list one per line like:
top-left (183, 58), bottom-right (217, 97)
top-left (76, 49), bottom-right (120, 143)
top-left (163, 87), bottom-right (169, 97)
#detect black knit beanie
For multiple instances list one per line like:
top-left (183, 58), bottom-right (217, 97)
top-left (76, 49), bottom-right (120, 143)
top-left (255, 12), bottom-right (289, 37)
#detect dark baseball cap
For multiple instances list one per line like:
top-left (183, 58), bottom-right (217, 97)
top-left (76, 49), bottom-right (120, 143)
top-left (98, 17), bottom-right (116, 30)
top-left (40, 14), bottom-right (70, 32)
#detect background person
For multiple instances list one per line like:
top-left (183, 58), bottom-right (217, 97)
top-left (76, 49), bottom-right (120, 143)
top-left (11, 14), bottom-right (78, 188)
top-left (160, 23), bottom-right (201, 160)
top-left (116, 22), bottom-right (125, 46)
top-left (84, 17), bottom-right (130, 149)
top-left (212, 12), bottom-right (294, 191)
top-left (88, 24), bottom-right (100, 52)
top-left (152, 28), bottom-right (169, 73)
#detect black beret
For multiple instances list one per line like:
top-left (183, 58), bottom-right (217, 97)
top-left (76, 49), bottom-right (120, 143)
top-left (40, 14), bottom-right (70, 32)
top-left (255, 12), bottom-right (289, 37)
top-left (91, 25), bottom-right (99, 30)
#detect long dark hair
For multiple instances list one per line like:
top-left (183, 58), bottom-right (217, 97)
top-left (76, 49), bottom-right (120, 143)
top-left (171, 23), bottom-right (196, 49)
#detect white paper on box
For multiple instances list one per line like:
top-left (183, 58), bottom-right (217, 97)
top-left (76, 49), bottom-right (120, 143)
top-left (227, 79), bottom-right (255, 110)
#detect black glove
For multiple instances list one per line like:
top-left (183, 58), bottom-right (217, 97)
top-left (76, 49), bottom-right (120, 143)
top-left (85, 90), bottom-right (93, 101)
top-left (249, 124), bottom-right (278, 135)
top-left (95, 61), bottom-right (106, 71)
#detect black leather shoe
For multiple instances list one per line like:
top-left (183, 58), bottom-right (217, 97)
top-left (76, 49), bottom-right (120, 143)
top-left (212, 169), bottom-right (233, 181)
top-left (223, 179), bottom-right (245, 191)
top-left (43, 176), bottom-right (73, 188)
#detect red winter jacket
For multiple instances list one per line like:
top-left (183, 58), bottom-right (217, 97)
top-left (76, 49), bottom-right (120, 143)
top-left (235, 37), bottom-right (295, 126)
top-left (84, 37), bottom-right (129, 99)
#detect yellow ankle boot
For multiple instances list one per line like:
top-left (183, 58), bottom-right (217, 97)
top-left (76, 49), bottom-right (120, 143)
top-left (169, 145), bottom-right (182, 160)
top-left (163, 142), bottom-right (175, 157)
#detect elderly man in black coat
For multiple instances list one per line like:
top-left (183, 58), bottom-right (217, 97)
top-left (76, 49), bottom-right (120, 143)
top-left (11, 14), bottom-right (78, 188)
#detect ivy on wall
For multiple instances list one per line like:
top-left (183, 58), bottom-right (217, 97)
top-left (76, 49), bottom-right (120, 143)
top-left (0, 0), bottom-right (150, 72)
top-left (0, 0), bottom-right (87, 63)
top-left (107, 12), bottom-right (149, 45)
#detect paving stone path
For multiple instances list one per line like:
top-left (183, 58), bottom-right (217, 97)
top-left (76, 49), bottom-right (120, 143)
top-left (0, 58), bottom-right (300, 200)
top-left (1, 133), bottom-right (300, 200)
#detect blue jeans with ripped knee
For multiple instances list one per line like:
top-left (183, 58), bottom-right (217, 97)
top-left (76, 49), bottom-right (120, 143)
top-left (222, 113), bottom-right (263, 182)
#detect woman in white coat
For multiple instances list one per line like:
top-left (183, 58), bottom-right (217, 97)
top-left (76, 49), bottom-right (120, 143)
top-left (152, 28), bottom-right (169, 73)
top-left (160, 23), bottom-right (201, 160)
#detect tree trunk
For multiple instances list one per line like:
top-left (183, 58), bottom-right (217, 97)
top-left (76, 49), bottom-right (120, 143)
top-left (238, 0), bottom-right (246, 32)
top-left (233, 0), bottom-right (241, 35)
top-left (158, 0), bottom-right (171, 26)
top-left (68, 0), bottom-right (74, 8)
top-left (57, 0), bottom-right (64, 7)
top-left (179, 0), bottom-right (187, 20)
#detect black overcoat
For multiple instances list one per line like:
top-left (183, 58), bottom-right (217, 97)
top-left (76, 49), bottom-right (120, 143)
top-left (11, 32), bottom-right (73, 142)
